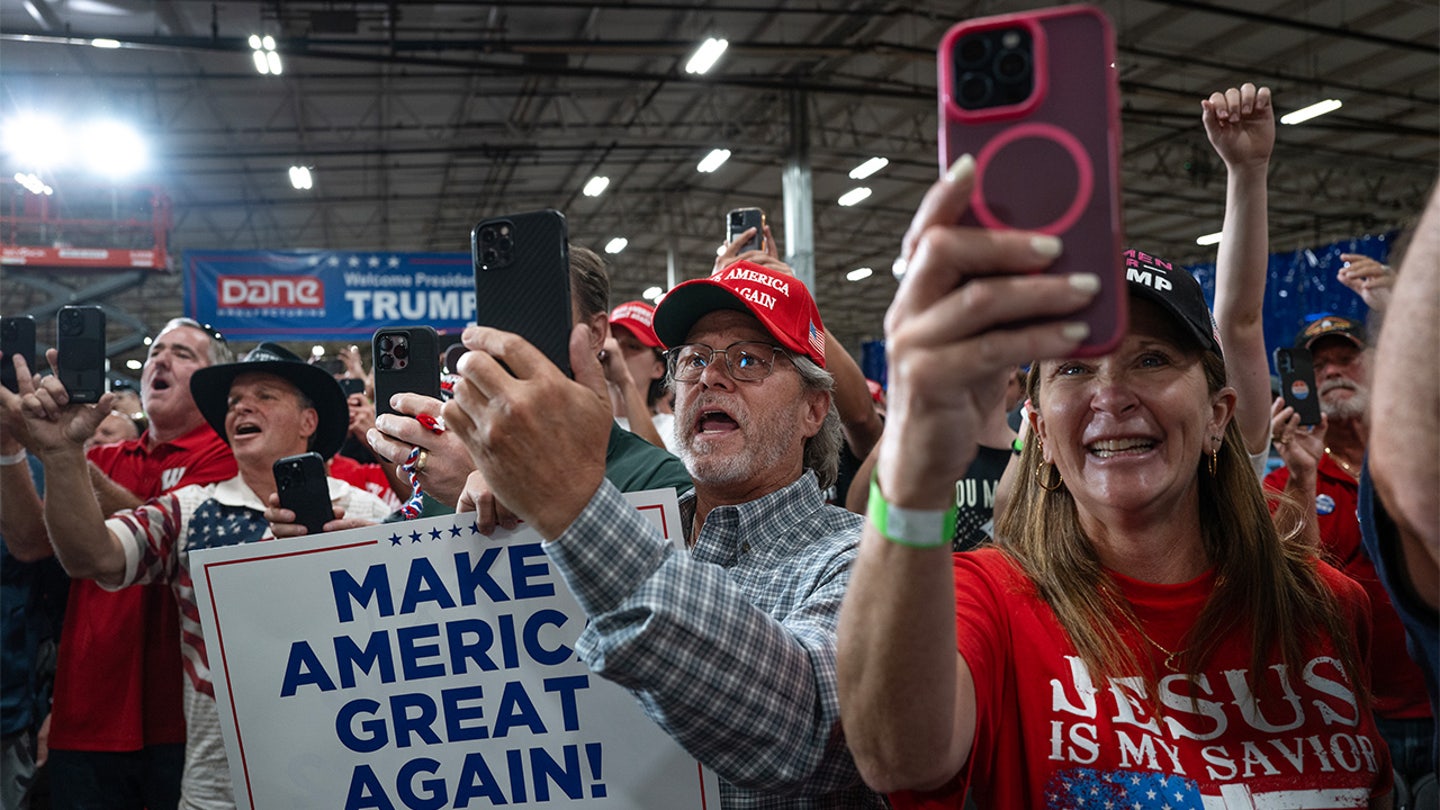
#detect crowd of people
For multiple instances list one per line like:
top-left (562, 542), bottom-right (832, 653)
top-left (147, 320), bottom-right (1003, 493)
top-left (0, 82), bottom-right (1435, 810)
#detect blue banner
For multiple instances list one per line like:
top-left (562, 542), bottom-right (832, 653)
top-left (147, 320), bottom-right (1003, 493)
top-left (184, 250), bottom-right (474, 341)
top-left (1188, 231), bottom-right (1396, 374)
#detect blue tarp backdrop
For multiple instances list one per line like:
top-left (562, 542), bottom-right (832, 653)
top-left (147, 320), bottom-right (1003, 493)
top-left (859, 232), bottom-right (1397, 388)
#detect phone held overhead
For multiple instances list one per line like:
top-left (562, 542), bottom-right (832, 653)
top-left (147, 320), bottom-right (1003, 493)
top-left (938, 5), bottom-right (1125, 356)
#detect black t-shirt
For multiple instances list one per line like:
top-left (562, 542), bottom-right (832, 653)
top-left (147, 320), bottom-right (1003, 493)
top-left (952, 444), bottom-right (1013, 551)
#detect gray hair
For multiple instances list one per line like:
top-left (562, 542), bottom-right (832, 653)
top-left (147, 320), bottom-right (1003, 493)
top-left (792, 355), bottom-right (842, 491)
top-left (160, 318), bottom-right (235, 366)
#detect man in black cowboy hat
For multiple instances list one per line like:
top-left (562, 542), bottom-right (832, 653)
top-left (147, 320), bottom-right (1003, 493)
top-left (10, 341), bottom-right (392, 810)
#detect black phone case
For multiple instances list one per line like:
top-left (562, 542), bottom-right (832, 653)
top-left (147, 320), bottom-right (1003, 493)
top-left (372, 326), bottom-right (441, 418)
top-left (1, 315), bottom-right (36, 394)
top-left (56, 306), bottom-right (107, 403)
top-left (1274, 347), bottom-right (1322, 426)
top-left (273, 452), bottom-right (336, 535)
top-left (337, 377), bottom-right (367, 398)
top-left (727, 207), bottom-right (765, 253)
top-left (472, 209), bottom-right (573, 377)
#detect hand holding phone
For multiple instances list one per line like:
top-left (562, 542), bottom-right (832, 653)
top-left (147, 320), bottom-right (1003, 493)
top-left (56, 306), bottom-right (107, 403)
top-left (726, 207), bottom-right (766, 254)
top-left (1274, 347), bottom-right (1322, 426)
top-left (273, 452), bottom-right (336, 535)
top-left (1, 315), bottom-right (36, 394)
top-left (472, 209), bottom-right (573, 377)
top-left (938, 5), bottom-right (1124, 356)
top-left (373, 327), bottom-right (440, 417)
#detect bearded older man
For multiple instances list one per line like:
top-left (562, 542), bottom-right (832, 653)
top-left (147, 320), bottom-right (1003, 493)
top-left (1267, 314), bottom-right (1435, 784)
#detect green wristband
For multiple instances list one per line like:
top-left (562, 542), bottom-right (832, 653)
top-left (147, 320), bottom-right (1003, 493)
top-left (867, 473), bottom-right (957, 550)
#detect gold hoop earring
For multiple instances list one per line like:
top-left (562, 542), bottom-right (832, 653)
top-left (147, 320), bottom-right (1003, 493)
top-left (1036, 461), bottom-right (1063, 492)
top-left (1208, 444), bottom-right (1219, 477)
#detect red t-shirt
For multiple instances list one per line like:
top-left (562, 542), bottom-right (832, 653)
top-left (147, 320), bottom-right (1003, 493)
top-left (47, 424), bottom-right (235, 751)
top-left (890, 549), bottom-right (1391, 809)
top-left (328, 454), bottom-right (400, 510)
top-left (1266, 456), bottom-right (1433, 720)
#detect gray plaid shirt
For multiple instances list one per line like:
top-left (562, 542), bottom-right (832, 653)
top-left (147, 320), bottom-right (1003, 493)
top-left (545, 471), bottom-right (886, 809)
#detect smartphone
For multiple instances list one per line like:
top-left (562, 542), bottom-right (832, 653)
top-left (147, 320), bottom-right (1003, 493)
top-left (273, 452), bottom-right (336, 535)
top-left (337, 377), bottom-right (367, 398)
top-left (372, 326), bottom-right (440, 418)
top-left (472, 209), bottom-right (573, 377)
top-left (1274, 347), bottom-right (1322, 426)
top-left (726, 207), bottom-right (766, 254)
top-left (55, 305), bottom-right (107, 403)
top-left (938, 5), bottom-right (1124, 356)
top-left (1, 315), bottom-right (36, 393)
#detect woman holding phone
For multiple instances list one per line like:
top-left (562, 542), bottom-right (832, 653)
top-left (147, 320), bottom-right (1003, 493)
top-left (835, 154), bottom-right (1393, 807)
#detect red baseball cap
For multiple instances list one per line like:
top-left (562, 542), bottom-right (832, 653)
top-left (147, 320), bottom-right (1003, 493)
top-left (653, 260), bottom-right (827, 368)
top-left (609, 301), bottom-right (662, 348)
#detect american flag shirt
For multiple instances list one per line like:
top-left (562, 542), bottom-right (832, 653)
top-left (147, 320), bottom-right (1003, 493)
top-left (102, 474), bottom-right (393, 809)
top-left (103, 474), bottom-right (393, 699)
top-left (545, 471), bottom-right (887, 809)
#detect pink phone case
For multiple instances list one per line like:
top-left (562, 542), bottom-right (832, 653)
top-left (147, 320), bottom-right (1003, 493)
top-left (938, 5), bottom-right (1125, 356)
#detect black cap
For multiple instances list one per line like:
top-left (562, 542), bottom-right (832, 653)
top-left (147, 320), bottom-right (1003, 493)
top-left (1123, 248), bottom-right (1222, 358)
top-left (190, 342), bottom-right (348, 459)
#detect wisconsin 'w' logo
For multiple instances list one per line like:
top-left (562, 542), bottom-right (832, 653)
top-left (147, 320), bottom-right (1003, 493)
top-left (161, 467), bottom-right (187, 491)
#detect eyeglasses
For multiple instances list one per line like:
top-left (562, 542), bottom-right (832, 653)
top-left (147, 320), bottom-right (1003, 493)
top-left (667, 341), bottom-right (788, 383)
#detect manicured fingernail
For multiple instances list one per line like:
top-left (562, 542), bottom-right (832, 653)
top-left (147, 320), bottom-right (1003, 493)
top-left (1062, 322), bottom-right (1091, 341)
top-left (1069, 273), bottom-right (1101, 293)
top-left (1031, 235), bottom-right (1062, 258)
top-left (945, 153), bottom-right (975, 184)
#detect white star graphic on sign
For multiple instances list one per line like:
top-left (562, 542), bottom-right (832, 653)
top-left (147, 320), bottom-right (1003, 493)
top-left (328, 256), bottom-right (340, 266)
top-left (387, 256), bottom-right (400, 268)
top-left (368, 255), bottom-right (380, 267)
top-left (348, 256), bottom-right (360, 267)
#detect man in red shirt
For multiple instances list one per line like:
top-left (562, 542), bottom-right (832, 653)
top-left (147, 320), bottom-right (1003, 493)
top-left (1267, 314), bottom-right (1435, 783)
top-left (0, 317), bottom-right (236, 810)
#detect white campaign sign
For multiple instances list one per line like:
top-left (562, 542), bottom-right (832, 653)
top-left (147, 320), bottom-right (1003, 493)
top-left (191, 488), bottom-right (719, 810)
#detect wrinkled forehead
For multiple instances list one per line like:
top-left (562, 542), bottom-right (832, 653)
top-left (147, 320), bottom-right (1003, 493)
top-left (229, 371), bottom-right (301, 399)
top-left (151, 323), bottom-right (212, 360)
top-left (684, 309), bottom-right (772, 345)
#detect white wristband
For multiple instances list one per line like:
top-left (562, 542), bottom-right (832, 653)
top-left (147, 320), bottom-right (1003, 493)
top-left (0, 449), bottom-right (27, 466)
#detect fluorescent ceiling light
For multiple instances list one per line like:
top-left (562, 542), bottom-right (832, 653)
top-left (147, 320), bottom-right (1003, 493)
top-left (126, 359), bottom-right (143, 370)
top-left (697, 148), bottom-right (731, 173)
top-left (289, 165), bottom-right (313, 190)
top-left (252, 50), bottom-right (270, 74)
top-left (91, 38), bottom-right (121, 49)
top-left (642, 286), bottom-right (663, 302)
top-left (1280, 99), bottom-right (1342, 125)
top-left (605, 237), bottom-right (629, 254)
top-left (685, 38), bottom-right (728, 75)
top-left (266, 51), bottom-right (283, 75)
top-left (262, 35), bottom-right (276, 51)
top-left (849, 157), bottom-right (888, 180)
top-left (846, 267), bottom-right (874, 282)
top-left (1195, 231), bottom-right (1223, 246)
top-left (582, 175), bottom-right (610, 197)
top-left (838, 187), bottom-right (872, 207)
top-left (248, 34), bottom-right (262, 50)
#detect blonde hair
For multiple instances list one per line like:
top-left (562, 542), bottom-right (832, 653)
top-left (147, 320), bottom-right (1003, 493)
top-left (994, 352), bottom-right (1362, 691)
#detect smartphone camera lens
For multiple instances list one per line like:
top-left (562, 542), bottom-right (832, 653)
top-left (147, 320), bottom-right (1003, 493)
top-left (378, 335), bottom-right (394, 352)
top-left (480, 227), bottom-right (497, 245)
top-left (60, 310), bottom-right (81, 337)
top-left (391, 341), bottom-right (409, 360)
top-left (957, 72), bottom-right (994, 108)
top-left (996, 48), bottom-right (1031, 83)
top-left (956, 34), bottom-right (991, 67)
top-left (377, 353), bottom-right (395, 371)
